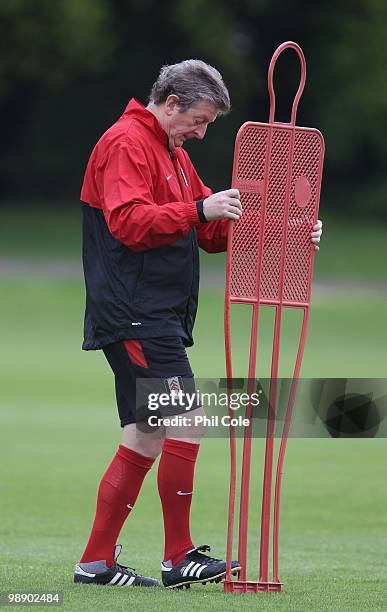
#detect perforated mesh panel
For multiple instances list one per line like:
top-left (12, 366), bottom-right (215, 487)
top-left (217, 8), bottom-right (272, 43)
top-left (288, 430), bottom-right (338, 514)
top-left (230, 123), bottom-right (323, 306)
top-left (230, 126), bottom-right (267, 299)
top-left (260, 129), bottom-right (290, 301)
top-left (283, 130), bottom-right (323, 302)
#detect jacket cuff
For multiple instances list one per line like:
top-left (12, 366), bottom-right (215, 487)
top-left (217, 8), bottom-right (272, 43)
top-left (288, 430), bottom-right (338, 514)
top-left (195, 200), bottom-right (208, 223)
top-left (186, 202), bottom-right (201, 226)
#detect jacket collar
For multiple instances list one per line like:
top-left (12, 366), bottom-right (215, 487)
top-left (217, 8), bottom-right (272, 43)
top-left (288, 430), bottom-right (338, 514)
top-left (123, 98), bottom-right (168, 146)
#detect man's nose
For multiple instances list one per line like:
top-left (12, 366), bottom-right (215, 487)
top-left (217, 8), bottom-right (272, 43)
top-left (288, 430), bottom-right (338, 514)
top-left (194, 125), bottom-right (207, 140)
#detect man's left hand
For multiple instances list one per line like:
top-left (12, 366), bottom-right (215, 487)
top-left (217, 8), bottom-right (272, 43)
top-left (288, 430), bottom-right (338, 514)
top-left (311, 219), bottom-right (323, 251)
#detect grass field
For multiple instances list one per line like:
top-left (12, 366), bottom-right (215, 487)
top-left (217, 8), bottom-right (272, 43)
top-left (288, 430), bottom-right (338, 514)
top-left (0, 205), bottom-right (386, 280)
top-left (0, 208), bottom-right (386, 610)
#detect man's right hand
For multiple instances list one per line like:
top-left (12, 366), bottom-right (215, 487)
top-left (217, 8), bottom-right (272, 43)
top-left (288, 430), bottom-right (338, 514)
top-left (203, 189), bottom-right (242, 221)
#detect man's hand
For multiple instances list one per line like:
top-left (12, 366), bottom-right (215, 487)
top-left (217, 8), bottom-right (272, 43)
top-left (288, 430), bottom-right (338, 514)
top-left (311, 219), bottom-right (323, 251)
top-left (203, 189), bottom-right (242, 221)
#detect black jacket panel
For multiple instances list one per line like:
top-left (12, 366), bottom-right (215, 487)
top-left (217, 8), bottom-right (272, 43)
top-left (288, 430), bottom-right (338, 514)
top-left (82, 204), bottom-right (199, 349)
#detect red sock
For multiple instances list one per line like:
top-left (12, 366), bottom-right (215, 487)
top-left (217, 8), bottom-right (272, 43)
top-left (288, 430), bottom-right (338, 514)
top-left (80, 445), bottom-right (154, 566)
top-left (157, 438), bottom-right (200, 566)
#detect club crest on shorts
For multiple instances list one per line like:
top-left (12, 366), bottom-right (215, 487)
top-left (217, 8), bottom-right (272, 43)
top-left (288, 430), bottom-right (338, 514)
top-left (164, 376), bottom-right (184, 395)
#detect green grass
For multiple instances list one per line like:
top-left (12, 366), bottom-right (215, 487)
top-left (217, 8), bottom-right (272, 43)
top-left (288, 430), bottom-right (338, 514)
top-left (0, 203), bottom-right (82, 257)
top-left (0, 204), bottom-right (386, 280)
top-left (0, 275), bottom-right (386, 610)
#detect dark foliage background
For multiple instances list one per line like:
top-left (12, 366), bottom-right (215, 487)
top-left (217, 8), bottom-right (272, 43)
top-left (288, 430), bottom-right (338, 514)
top-left (1, 0), bottom-right (386, 218)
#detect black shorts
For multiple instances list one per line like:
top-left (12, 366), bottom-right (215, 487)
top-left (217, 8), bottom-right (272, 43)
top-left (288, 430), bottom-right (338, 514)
top-left (102, 337), bottom-right (198, 427)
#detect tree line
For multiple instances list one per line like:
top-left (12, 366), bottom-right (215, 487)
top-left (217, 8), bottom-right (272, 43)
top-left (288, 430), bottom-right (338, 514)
top-left (0, 0), bottom-right (386, 218)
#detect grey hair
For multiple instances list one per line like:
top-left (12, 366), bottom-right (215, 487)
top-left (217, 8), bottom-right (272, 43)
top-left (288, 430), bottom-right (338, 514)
top-left (149, 59), bottom-right (231, 115)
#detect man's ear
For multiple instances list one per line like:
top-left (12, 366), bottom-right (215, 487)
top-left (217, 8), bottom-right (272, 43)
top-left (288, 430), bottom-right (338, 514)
top-left (164, 95), bottom-right (180, 116)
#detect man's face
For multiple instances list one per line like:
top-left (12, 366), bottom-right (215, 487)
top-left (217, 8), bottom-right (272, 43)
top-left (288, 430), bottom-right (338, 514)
top-left (165, 97), bottom-right (218, 150)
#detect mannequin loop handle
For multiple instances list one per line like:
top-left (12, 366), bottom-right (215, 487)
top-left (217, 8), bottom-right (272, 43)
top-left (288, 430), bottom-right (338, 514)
top-left (268, 41), bottom-right (306, 126)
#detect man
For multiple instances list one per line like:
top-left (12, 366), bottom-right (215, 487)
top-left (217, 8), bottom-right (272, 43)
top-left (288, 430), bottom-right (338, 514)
top-left (74, 59), bottom-right (322, 589)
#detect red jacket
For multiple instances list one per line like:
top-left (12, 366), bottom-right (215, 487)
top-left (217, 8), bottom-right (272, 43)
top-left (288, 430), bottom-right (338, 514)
top-left (80, 99), bottom-right (229, 350)
top-left (81, 98), bottom-right (228, 253)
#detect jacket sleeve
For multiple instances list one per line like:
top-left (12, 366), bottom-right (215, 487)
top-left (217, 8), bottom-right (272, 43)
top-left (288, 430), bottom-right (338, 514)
top-left (196, 217), bottom-right (229, 253)
top-left (97, 141), bottom-right (200, 252)
top-left (183, 151), bottom-right (229, 253)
